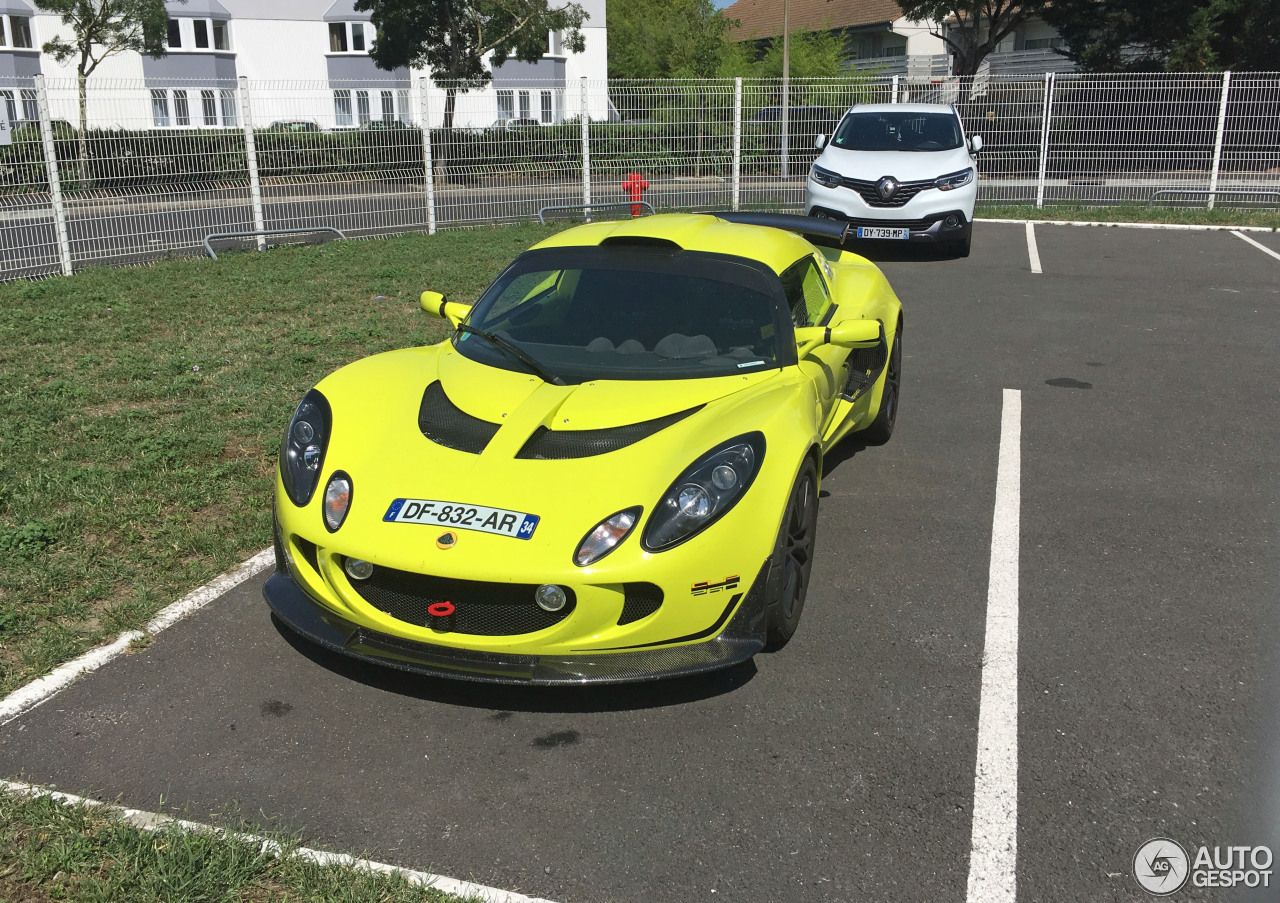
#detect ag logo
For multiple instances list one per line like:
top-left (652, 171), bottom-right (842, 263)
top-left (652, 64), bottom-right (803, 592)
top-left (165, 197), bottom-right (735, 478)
top-left (1134, 838), bottom-right (1190, 895)
top-left (876, 176), bottom-right (899, 200)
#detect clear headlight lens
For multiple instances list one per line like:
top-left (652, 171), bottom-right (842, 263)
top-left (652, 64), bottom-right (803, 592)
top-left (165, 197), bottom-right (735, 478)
top-left (810, 164), bottom-right (843, 188)
top-left (574, 507), bottom-right (641, 567)
top-left (280, 389), bottom-right (331, 506)
top-left (323, 471), bottom-right (353, 532)
top-left (935, 168), bottom-right (975, 191)
top-left (642, 433), bottom-right (766, 552)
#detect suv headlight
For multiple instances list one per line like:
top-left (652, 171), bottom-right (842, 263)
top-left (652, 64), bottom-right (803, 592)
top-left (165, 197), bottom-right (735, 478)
top-left (809, 164), bottom-right (843, 189)
top-left (280, 388), bottom-right (331, 506)
top-left (642, 433), bottom-right (766, 552)
top-left (935, 168), bottom-right (975, 191)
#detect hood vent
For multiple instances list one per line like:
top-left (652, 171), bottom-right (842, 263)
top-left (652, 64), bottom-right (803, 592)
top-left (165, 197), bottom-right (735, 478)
top-left (516, 406), bottom-right (702, 460)
top-left (418, 381), bottom-right (501, 454)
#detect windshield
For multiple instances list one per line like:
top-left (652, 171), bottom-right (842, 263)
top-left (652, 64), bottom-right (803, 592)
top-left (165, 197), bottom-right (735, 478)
top-left (832, 111), bottom-right (964, 152)
top-left (457, 246), bottom-right (787, 382)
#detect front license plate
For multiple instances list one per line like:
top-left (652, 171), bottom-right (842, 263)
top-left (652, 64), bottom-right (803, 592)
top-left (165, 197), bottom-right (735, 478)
top-left (856, 226), bottom-right (911, 240)
top-left (383, 498), bottom-right (540, 540)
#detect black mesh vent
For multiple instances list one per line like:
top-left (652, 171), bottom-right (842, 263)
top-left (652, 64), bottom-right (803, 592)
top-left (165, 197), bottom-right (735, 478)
top-left (842, 338), bottom-right (889, 402)
top-left (618, 583), bottom-right (664, 625)
top-left (839, 177), bottom-right (936, 208)
top-left (418, 381), bottom-right (501, 455)
top-left (516, 406), bottom-right (702, 460)
top-left (352, 564), bottom-right (575, 636)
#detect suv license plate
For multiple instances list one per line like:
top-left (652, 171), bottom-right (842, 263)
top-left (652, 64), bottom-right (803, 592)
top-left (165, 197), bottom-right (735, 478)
top-left (857, 227), bottom-right (911, 240)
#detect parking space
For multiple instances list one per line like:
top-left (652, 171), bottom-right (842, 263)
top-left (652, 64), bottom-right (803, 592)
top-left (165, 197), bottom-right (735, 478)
top-left (2, 223), bottom-right (1277, 902)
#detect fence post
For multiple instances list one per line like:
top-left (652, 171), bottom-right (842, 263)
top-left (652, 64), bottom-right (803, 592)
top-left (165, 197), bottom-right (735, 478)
top-left (1208, 71), bottom-right (1232, 211)
top-left (237, 77), bottom-right (266, 251)
top-left (580, 77), bottom-right (591, 222)
top-left (418, 78), bottom-right (437, 234)
top-left (1035, 71), bottom-right (1056, 209)
top-left (891, 74), bottom-right (900, 104)
top-left (34, 75), bottom-right (72, 277)
top-left (732, 77), bottom-right (743, 212)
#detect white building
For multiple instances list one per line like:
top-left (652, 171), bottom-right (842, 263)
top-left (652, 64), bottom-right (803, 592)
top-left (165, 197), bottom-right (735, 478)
top-left (0, 0), bottom-right (609, 130)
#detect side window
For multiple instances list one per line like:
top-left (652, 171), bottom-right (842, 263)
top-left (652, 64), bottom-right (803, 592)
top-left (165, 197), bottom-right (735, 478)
top-left (780, 257), bottom-right (832, 327)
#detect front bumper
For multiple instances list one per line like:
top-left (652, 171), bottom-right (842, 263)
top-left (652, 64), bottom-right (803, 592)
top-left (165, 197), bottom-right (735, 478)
top-left (806, 206), bottom-right (972, 244)
top-left (264, 564), bottom-right (769, 686)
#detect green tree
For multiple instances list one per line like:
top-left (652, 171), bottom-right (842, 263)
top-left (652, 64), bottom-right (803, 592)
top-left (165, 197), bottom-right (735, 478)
top-left (1043, 0), bottom-right (1280, 71)
top-left (607, 0), bottom-right (735, 79)
top-left (895, 0), bottom-right (1049, 75)
top-left (36, 0), bottom-right (180, 184)
top-left (355, 0), bottom-right (587, 128)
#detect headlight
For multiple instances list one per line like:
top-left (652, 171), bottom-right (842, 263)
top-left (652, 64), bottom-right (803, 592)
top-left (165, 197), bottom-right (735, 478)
top-left (280, 389), bottom-right (331, 506)
top-left (642, 433), bottom-right (766, 552)
top-left (575, 507), bottom-right (641, 567)
top-left (935, 168), bottom-right (975, 191)
top-left (809, 164), bottom-right (843, 189)
top-left (323, 471), bottom-right (353, 532)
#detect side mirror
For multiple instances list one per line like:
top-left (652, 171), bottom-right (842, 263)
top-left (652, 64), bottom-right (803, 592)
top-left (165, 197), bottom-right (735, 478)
top-left (794, 319), bottom-right (881, 353)
top-left (420, 291), bottom-right (472, 327)
top-left (969, 134), bottom-right (984, 154)
top-left (814, 133), bottom-right (827, 150)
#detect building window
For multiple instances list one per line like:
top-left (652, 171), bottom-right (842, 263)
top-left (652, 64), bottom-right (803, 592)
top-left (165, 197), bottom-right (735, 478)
top-left (329, 22), bottom-right (347, 52)
top-left (397, 89), bottom-right (410, 122)
top-left (201, 90), bottom-right (218, 126)
top-left (352, 22), bottom-right (366, 52)
top-left (380, 90), bottom-right (394, 122)
top-left (220, 90), bottom-right (237, 126)
top-left (174, 89), bottom-right (190, 126)
top-left (212, 20), bottom-right (228, 50)
top-left (328, 21), bottom-right (373, 54)
top-left (884, 44), bottom-right (907, 57)
top-left (540, 90), bottom-right (552, 123)
top-left (1023, 36), bottom-right (1065, 50)
top-left (334, 89), bottom-right (353, 126)
top-left (497, 90), bottom-right (514, 120)
top-left (8, 15), bottom-right (33, 49)
top-left (355, 90), bottom-right (370, 125)
top-left (193, 19), bottom-right (208, 48)
top-left (518, 90), bottom-right (531, 120)
top-left (151, 89), bottom-right (171, 127)
top-left (167, 18), bottom-right (181, 48)
top-left (20, 89), bottom-right (36, 122)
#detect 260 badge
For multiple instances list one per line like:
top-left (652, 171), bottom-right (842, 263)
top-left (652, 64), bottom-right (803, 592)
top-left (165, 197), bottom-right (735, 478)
top-left (383, 498), bottom-right (540, 540)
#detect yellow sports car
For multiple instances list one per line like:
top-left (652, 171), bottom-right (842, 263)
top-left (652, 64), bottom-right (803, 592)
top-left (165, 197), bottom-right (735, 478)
top-left (265, 212), bottom-right (903, 684)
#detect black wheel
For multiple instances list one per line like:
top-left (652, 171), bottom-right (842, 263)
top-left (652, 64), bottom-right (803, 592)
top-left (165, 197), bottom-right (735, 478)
top-left (859, 322), bottom-right (902, 445)
top-left (764, 458), bottom-right (819, 649)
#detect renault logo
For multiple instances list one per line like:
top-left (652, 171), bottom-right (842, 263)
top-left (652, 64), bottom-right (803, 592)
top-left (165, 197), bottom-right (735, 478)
top-left (876, 176), bottom-right (899, 200)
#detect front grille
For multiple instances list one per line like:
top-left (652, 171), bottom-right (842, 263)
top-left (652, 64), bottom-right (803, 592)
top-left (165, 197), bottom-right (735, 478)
top-left (516, 406), bottom-right (701, 459)
top-left (618, 582), bottom-right (663, 625)
top-left (418, 381), bottom-right (501, 455)
top-left (353, 564), bottom-right (575, 636)
top-left (840, 176), bottom-right (936, 208)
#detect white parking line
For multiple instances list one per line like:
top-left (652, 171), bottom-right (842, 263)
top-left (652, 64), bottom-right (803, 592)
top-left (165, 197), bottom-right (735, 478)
top-left (966, 388), bottom-right (1022, 903)
top-left (1025, 223), bottom-right (1042, 274)
top-left (1232, 230), bottom-right (1280, 262)
top-left (0, 779), bottom-right (558, 903)
top-left (0, 549), bottom-right (274, 726)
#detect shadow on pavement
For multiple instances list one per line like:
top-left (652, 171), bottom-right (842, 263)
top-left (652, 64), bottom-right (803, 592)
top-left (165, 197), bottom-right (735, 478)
top-left (272, 615), bottom-right (758, 714)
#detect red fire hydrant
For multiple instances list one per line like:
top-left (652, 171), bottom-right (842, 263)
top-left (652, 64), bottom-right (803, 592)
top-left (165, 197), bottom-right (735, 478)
top-left (622, 172), bottom-right (650, 217)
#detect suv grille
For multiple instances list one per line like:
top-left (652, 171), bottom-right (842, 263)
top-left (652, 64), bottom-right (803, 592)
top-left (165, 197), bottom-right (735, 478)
top-left (353, 565), bottom-right (575, 636)
top-left (840, 176), bottom-right (936, 208)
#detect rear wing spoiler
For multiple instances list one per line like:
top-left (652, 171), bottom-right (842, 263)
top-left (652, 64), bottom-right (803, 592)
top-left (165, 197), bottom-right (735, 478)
top-left (705, 211), bottom-right (852, 247)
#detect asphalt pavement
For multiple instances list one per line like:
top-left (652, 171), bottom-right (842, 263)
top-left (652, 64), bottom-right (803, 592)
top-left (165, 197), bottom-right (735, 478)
top-left (1, 223), bottom-right (1277, 902)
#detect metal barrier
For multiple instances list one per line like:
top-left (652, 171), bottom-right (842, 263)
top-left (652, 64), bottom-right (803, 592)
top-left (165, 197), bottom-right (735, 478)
top-left (203, 227), bottom-right (346, 260)
top-left (537, 201), bottom-right (655, 224)
top-left (1148, 188), bottom-right (1280, 208)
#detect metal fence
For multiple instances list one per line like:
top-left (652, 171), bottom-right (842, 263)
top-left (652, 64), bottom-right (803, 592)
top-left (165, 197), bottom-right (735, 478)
top-left (1, 72), bottom-right (1277, 280)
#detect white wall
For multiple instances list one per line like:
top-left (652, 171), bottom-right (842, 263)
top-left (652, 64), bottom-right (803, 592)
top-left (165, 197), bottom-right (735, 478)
top-left (891, 16), bottom-right (946, 58)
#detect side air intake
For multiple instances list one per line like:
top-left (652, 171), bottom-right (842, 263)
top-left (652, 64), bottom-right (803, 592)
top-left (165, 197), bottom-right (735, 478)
top-left (516, 406), bottom-right (702, 460)
top-left (418, 381), bottom-right (501, 454)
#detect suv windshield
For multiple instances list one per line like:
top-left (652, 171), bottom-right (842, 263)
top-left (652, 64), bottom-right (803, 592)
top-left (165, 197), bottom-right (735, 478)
top-left (457, 246), bottom-right (787, 382)
top-left (832, 111), bottom-right (963, 152)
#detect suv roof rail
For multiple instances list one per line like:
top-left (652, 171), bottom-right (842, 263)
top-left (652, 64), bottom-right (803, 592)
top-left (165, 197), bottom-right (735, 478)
top-left (706, 211), bottom-right (852, 245)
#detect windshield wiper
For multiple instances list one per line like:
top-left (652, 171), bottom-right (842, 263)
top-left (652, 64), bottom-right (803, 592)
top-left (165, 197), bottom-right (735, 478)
top-left (455, 323), bottom-right (565, 386)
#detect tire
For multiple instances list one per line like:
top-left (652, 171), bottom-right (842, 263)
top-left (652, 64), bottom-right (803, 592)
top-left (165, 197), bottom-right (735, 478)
top-left (764, 458), bottom-right (820, 649)
top-left (859, 322), bottom-right (902, 445)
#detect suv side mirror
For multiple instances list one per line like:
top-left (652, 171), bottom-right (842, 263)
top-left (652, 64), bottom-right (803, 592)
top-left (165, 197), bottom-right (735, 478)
top-left (969, 135), bottom-right (984, 154)
top-left (420, 291), bottom-right (472, 326)
top-left (814, 133), bottom-right (827, 150)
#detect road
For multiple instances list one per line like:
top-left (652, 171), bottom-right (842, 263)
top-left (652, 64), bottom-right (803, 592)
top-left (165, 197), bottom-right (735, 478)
top-left (1, 224), bottom-right (1278, 902)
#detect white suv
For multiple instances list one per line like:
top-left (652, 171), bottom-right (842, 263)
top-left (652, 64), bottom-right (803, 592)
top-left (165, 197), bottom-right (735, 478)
top-left (805, 103), bottom-right (982, 257)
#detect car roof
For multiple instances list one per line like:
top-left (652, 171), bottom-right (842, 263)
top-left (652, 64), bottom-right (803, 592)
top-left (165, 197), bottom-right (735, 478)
top-left (530, 214), bottom-right (817, 275)
top-left (846, 102), bottom-right (958, 115)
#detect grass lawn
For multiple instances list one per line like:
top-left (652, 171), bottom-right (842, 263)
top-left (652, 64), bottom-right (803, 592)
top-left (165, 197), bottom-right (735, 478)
top-left (0, 223), bottom-right (565, 694)
top-left (0, 788), bottom-right (479, 902)
top-left (977, 203), bottom-right (1280, 228)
